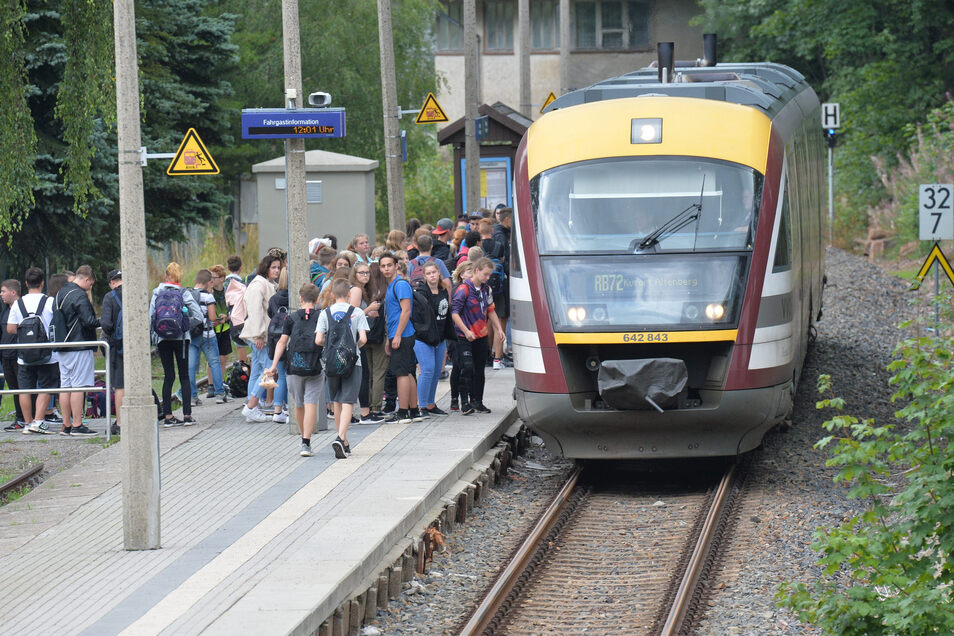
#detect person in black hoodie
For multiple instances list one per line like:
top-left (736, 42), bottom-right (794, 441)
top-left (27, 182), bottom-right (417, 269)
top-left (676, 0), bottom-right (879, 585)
top-left (1, 279), bottom-right (27, 430)
top-left (412, 261), bottom-right (456, 415)
top-left (266, 267), bottom-right (290, 424)
top-left (491, 207), bottom-right (513, 367)
top-left (55, 264), bottom-right (100, 437)
top-left (100, 269), bottom-right (124, 436)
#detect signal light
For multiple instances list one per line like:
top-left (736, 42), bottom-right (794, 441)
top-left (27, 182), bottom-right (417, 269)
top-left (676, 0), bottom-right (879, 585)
top-left (824, 128), bottom-right (837, 149)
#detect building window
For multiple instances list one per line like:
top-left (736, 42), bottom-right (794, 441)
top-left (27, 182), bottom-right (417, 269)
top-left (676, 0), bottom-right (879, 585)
top-left (573, 0), bottom-right (650, 51)
top-left (485, 0), bottom-right (514, 51)
top-left (531, 0), bottom-right (560, 50)
top-left (436, 0), bottom-right (463, 52)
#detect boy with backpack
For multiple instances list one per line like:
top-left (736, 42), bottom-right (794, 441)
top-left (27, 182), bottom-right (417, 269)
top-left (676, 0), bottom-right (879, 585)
top-left (380, 252), bottom-right (424, 425)
top-left (315, 279), bottom-right (368, 459)
top-left (5, 267), bottom-right (59, 435)
top-left (407, 234), bottom-right (451, 290)
top-left (187, 269), bottom-right (227, 405)
top-left (224, 255), bottom-right (248, 365)
top-left (265, 282), bottom-right (327, 457)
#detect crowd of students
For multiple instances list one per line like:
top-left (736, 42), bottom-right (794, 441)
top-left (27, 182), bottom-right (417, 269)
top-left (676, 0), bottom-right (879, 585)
top-left (0, 206), bottom-right (514, 460)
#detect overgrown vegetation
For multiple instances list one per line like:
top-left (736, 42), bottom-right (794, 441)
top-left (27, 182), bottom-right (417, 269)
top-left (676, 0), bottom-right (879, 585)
top-left (778, 293), bottom-right (954, 633)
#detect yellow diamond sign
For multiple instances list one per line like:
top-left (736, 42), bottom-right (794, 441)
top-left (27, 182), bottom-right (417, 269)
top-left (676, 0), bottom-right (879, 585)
top-left (167, 128), bottom-right (219, 175)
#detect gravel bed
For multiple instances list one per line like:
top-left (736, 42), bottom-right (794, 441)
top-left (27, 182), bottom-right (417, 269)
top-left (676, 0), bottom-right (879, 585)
top-left (365, 248), bottom-right (918, 635)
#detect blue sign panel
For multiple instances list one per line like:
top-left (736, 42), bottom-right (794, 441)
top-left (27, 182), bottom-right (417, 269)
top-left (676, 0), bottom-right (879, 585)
top-left (241, 108), bottom-right (346, 139)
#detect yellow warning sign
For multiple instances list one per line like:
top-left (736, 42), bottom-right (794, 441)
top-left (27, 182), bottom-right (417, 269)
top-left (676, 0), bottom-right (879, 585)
top-left (540, 92), bottom-right (556, 114)
top-left (415, 93), bottom-right (449, 124)
top-left (912, 242), bottom-right (954, 289)
top-left (167, 128), bottom-right (219, 175)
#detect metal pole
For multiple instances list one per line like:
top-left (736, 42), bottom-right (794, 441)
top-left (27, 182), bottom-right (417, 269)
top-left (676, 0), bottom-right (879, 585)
top-left (377, 0), bottom-right (405, 231)
top-left (464, 0), bottom-right (480, 213)
top-left (935, 261), bottom-right (940, 334)
top-left (828, 146), bottom-right (835, 245)
top-left (281, 0), bottom-right (308, 310)
top-left (517, 0), bottom-right (531, 118)
top-left (559, 0), bottom-right (570, 94)
top-left (114, 0), bottom-right (161, 550)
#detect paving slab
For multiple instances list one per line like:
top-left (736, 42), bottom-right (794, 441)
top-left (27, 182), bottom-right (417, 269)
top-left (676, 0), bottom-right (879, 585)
top-left (0, 368), bottom-right (517, 635)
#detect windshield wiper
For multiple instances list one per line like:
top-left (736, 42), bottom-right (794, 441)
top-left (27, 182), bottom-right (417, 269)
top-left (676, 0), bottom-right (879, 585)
top-left (637, 176), bottom-right (706, 251)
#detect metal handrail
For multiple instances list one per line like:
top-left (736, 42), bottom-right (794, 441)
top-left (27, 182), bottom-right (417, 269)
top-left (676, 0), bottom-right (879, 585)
top-left (0, 340), bottom-right (113, 442)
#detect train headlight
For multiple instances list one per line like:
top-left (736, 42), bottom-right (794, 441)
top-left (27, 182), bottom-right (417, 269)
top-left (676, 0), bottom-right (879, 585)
top-left (567, 306), bottom-right (587, 322)
top-left (704, 303), bottom-right (725, 321)
top-left (631, 118), bottom-right (662, 144)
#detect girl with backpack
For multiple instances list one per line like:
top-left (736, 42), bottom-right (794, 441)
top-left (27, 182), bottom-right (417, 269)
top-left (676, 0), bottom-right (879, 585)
top-left (150, 262), bottom-right (203, 426)
top-left (239, 253), bottom-right (281, 423)
top-left (265, 267), bottom-right (290, 424)
top-left (413, 262), bottom-right (456, 416)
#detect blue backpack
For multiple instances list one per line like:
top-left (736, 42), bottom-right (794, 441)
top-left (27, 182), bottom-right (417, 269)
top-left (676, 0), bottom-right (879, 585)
top-left (152, 287), bottom-right (188, 340)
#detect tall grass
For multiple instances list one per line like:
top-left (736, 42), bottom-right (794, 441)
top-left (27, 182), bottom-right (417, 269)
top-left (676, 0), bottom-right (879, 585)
top-left (147, 221), bottom-right (259, 285)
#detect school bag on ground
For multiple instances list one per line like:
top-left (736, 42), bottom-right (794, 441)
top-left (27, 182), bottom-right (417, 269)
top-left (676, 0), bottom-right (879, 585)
top-left (322, 306), bottom-right (358, 378)
top-left (227, 360), bottom-right (251, 398)
top-left (16, 296), bottom-right (52, 366)
top-left (286, 309), bottom-right (322, 376)
top-left (110, 290), bottom-right (124, 355)
top-left (152, 287), bottom-right (189, 340)
top-left (51, 288), bottom-right (80, 350)
top-left (267, 305), bottom-right (289, 360)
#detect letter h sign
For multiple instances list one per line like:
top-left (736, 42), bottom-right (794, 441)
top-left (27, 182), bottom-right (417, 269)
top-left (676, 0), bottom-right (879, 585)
top-left (821, 103), bottom-right (840, 129)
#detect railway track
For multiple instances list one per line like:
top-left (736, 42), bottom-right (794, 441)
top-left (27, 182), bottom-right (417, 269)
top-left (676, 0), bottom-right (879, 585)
top-left (0, 463), bottom-right (44, 502)
top-left (459, 461), bottom-right (743, 635)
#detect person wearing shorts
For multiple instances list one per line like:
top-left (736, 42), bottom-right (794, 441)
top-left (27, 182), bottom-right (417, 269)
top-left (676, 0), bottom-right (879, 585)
top-left (54, 265), bottom-right (100, 437)
top-left (316, 279), bottom-right (368, 459)
top-left (380, 252), bottom-right (424, 425)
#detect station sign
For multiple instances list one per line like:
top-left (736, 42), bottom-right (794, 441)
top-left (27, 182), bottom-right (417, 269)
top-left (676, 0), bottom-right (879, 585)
top-left (919, 184), bottom-right (954, 240)
top-left (241, 108), bottom-right (346, 139)
top-left (821, 102), bottom-right (840, 129)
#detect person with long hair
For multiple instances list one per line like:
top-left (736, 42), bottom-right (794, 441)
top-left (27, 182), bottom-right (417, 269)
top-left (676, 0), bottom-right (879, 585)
top-left (150, 262), bottom-right (203, 426)
top-left (239, 253), bottom-right (281, 422)
top-left (413, 262), bottom-right (454, 415)
top-left (348, 234), bottom-right (375, 265)
top-left (405, 217), bottom-right (421, 240)
top-left (266, 267), bottom-right (290, 423)
top-left (348, 263), bottom-right (383, 424)
top-left (365, 262), bottom-right (389, 415)
top-left (318, 267), bottom-right (352, 309)
top-left (385, 229), bottom-right (406, 253)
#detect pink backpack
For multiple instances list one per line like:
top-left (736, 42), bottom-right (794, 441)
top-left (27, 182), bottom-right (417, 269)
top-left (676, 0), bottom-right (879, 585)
top-left (225, 277), bottom-right (248, 325)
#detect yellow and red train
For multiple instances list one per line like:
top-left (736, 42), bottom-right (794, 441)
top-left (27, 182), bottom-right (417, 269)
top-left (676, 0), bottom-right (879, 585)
top-left (511, 61), bottom-right (826, 459)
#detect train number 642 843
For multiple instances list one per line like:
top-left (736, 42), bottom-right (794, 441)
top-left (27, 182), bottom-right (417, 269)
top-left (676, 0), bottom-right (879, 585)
top-left (622, 332), bottom-right (669, 343)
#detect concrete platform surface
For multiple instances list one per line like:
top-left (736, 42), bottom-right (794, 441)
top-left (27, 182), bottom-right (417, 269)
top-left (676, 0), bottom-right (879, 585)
top-left (0, 369), bottom-right (517, 635)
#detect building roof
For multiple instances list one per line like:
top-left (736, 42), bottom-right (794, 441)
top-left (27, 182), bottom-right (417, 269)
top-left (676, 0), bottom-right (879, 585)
top-left (252, 149), bottom-right (378, 174)
top-left (437, 102), bottom-right (529, 146)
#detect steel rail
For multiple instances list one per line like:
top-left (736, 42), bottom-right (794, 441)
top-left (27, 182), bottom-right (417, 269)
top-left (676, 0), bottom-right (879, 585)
top-left (660, 462), bottom-right (737, 635)
top-left (458, 465), bottom-right (583, 636)
top-left (0, 463), bottom-right (44, 499)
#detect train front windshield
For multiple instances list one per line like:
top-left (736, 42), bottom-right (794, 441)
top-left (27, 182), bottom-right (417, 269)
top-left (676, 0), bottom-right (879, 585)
top-left (530, 157), bottom-right (763, 331)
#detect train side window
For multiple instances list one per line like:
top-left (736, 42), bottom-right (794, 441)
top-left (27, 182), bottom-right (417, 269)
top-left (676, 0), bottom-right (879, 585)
top-left (773, 188), bottom-right (793, 272)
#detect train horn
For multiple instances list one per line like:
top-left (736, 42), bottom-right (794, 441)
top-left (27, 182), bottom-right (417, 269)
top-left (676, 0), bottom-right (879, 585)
top-left (657, 42), bottom-right (674, 83)
top-left (703, 33), bottom-right (718, 67)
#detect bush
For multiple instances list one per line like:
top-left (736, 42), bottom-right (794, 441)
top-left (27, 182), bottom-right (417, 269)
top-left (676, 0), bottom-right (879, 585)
top-left (778, 294), bottom-right (954, 633)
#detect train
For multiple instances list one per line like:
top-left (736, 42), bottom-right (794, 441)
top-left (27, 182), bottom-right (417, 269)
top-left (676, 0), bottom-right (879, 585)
top-left (510, 49), bottom-right (826, 459)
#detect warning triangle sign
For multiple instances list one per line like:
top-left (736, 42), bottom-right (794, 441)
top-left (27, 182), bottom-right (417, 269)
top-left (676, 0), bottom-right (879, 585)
top-left (540, 92), bottom-right (556, 114)
top-left (167, 128), bottom-right (220, 176)
top-left (415, 92), bottom-right (449, 124)
top-left (912, 242), bottom-right (954, 289)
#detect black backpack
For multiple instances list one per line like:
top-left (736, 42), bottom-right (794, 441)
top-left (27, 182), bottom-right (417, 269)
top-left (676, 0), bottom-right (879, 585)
top-left (186, 289), bottom-right (205, 338)
top-left (52, 288), bottom-right (80, 349)
top-left (227, 360), bottom-right (250, 398)
top-left (286, 308), bottom-right (322, 376)
top-left (322, 306), bottom-right (358, 378)
top-left (268, 305), bottom-right (289, 361)
top-left (16, 296), bottom-right (52, 366)
top-left (391, 280), bottom-right (440, 346)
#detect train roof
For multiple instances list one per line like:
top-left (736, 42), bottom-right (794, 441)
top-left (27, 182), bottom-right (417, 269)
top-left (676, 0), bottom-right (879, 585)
top-left (543, 62), bottom-right (816, 120)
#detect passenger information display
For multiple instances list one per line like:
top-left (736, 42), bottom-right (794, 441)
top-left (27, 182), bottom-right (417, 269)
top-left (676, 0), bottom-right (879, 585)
top-left (241, 108), bottom-right (346, 139)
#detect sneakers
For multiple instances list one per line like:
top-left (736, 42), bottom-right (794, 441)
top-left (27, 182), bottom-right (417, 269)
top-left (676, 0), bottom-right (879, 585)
top-left (206, 390), bottom-right (216, 399)
top-left (182, 416), bottom-right (197, 426)
top-left (45, 411), bottom-right (63, 423)
top-left (450, 398), bottom-right (459, 412)
top-left (439, 369), bottom-right (449, 380)
top-left (332, 438), bottom-right (347, 459)
top-left (426, 406), bottom-right (449, 416)
top-left (382, 411), bottom-right (401, 423)
top-left (461, 403), bottom-right (476, 416)
top-left (192, 397), bottom-right (202, 407)
top-left (336, 436), bottom-right (351, 454)
top-left (162, 417), bottom-right (184, 428)
top-left (110, 423), bottom-right (121, 436)
top-left (58, 427), bottom-right (72, 437)
top-left (350, 416), bottom-right (360, 425)
top-left (360, 412), bottom-right (384, 424)
top-left (493, 358), bottom-right (502, 370)
top-left (70, 425), bottom-right (98, 437)
top-left (215, 394), bottom-right (227, 404)
top-left (25, 421), bottom-right (53, 434)
top-left (261, 401), bottom-right (274, 410)
top-left (474, 403), bottom-right (492, 414)
top-left (300, 442), bottom-right (314, 457)
top-left (272, 412), bottom-right (288, 424)
top-left (242, 405), bottom-right (270, 423)
top-left (396, 410), bottom-right (414, 425)
top-left (4, 420), bottom-right (26, 432)
top-left (411, 408), bottom-right (426, 422)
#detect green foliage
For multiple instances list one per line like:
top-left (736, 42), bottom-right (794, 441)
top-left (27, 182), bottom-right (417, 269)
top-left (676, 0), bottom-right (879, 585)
top-left (693, 0), bottom-right (954, 243)
top-left (778, 295), bottom-right (954, 633)
top-left (0, 0), bottom-right (38, 236)
top-left (396, 134), bottom-right (454, 228)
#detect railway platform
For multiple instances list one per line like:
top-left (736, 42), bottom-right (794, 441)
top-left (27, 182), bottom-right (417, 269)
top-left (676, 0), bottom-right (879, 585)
top-left (0, 369), bottom-right (517, 635)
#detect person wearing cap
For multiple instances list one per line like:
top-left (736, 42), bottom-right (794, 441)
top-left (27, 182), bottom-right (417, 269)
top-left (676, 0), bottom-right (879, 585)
top-left (431, 218), bottom-right (453, 262)
top-left (100, 269), bottom-right (124, 436)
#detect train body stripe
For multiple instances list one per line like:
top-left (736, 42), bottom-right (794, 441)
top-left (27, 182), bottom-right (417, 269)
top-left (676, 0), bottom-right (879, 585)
top-left (511, 329), bottom-right (540, 347)
top-left (755, 293), bottom-right (793, 328)
top-left (509, 298), bottom-right (537, 333)
top-left (552, 330), bottom-right (738, 345)
top-left (512, 344), bottom-right (546, 374)
top-left (510, 275), bottom-right (532, 301)
top-left (527, 97), bottom-right (772, 179)
top-left (748, 337), bottom-right (794, 369)
top-left (752, 321), bottom-right (793, 344)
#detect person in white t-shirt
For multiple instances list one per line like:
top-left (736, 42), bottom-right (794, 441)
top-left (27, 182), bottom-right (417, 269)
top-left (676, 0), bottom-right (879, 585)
top-left (315, 279), bottom-right (368, 459)
top-left (5, 267), bottom-right (58, 435)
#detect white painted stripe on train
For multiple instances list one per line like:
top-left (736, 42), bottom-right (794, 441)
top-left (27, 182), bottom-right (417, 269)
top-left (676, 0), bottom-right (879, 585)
top-left (510, 189), bottom-right (532, 305)
top-left (762, 267), bottom-right (792, 297)
top-left (511, 275), bottom-right (532, 302)
top-left (748, 337), bottom-right (793, 369)
top-left (752, 321), bottom-right (793, 344)
top-left (512, 343), bottom-right (546, 373)
top-left (511, 328), bottom-right (540, 348)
